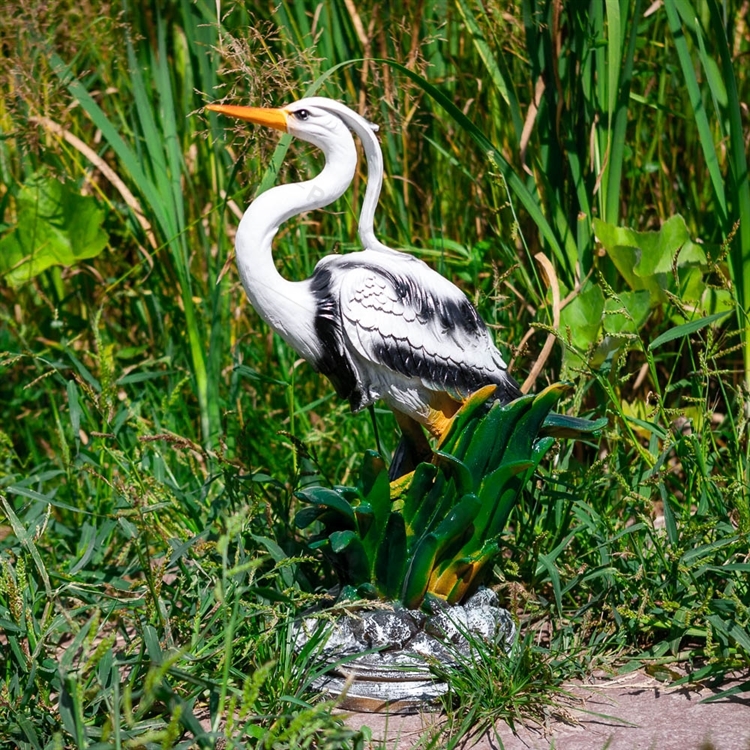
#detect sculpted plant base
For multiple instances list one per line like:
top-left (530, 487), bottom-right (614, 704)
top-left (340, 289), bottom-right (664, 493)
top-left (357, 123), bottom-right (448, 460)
top-left (293, 385), bottom-right (604, 712)
top-left (296, 385), bottom-right (598, 612)
top-left (296, 588), bottom-right (515, 713)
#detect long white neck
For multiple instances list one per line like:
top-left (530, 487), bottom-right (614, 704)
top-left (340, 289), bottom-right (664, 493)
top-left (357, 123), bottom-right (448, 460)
top-left (235, 134), bottom-right (357, 363)
top-left (356, 124), bottom-right (394, 254)
top-left (295, 98), bottom-right (395, 254)
top-left (327, 105), bottom-right (394, 254)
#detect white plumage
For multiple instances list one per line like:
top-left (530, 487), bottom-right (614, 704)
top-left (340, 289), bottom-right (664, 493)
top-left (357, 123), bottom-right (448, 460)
top-left (207, 97), bottom-right (520, 464)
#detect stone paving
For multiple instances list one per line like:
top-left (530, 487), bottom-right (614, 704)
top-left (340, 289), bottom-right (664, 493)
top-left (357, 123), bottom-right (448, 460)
top-left (342, 670), bottom-right (750, 749)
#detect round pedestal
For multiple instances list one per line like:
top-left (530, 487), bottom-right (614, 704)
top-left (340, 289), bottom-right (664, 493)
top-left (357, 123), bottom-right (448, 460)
top-left (295, 588), bottom-right (516, 714)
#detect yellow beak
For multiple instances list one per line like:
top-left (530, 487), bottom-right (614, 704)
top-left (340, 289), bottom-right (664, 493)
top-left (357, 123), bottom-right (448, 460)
top-left (206, 104), bottom-right (288, 132)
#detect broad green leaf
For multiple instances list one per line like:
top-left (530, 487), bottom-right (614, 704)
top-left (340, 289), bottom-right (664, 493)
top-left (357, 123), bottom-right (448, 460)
top-left (602, 290), bottom-right (651, 335)
top-left (301, 383), bottom-right (581, 607)
top-left (410, 472), bottom-right (456, 541)
top-left (483, 445), bottom-right (552, 542)
top-left (402, 533), bottom-right (440, 609)
top-left (432, 494), bottom-right (481, 551)
top-left (433, 451), bottom-right (474, 496)
top-left (354, 502), bottom-right (374, 539)
top-left (356, 583), bottom-right (379, 600)
top-left (374, 513), bottom-right (407, 599)
top-left (482, 395), bottom-right (535, 470)
top-left (438, 384), bottom-right (498, 454)
top-left (0, 174), bottom-right (108, 287)
top-left (295, 487), bottom-right (356, 524)
top-left (593, 215), bottom-right (707, 305)
top-left (473, 460), bottom-right (533, 541)
top-left (542, 413), bottom-right (608, 438)
top-left (560, 283), bottom-right (605, 351)
top-left (463, 396), bottom-right (531, 480)
top-left (329, 531), bottom-right (370, 585)
top-left (441, 541), bottom-right (500, 604)
top-left (294, 506), bottom-right (325, 530)
top-left (359, 450), bottom-right (386, 496)
top-left (402, 462), bottom-right (439, 530)
top-left (361, 468), bottom-right (392, 565)
top-left (499, 386), bottom-right (566, 467)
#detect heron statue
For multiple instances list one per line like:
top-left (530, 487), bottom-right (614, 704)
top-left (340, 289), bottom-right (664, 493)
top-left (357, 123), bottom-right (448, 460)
top-left (207, 97), bottom-right (522, 475)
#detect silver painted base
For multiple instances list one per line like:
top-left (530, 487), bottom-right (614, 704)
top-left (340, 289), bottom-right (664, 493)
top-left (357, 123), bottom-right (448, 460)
top-left (295, 588), bottom-right (516, 713)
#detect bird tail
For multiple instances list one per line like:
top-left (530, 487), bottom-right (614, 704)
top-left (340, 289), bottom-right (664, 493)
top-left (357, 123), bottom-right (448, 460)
top-left (495, 371), bottom-right (523, 404)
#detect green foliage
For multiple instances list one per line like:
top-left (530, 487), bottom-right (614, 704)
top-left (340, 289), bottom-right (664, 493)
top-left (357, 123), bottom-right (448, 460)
top-left (531, 412), bottom-right (750, 674)
top-left (296, 385), bottom-right (590, 609)
top-left (504, 307), bottom-right (750, 693)
top-left (662, 0), bottom-right (750, 376)
top-left (435, 634), bottom-right (566, 747)
top-left (0, 422), bottom-right (367, 748)
top-left (390, 0), bottom-right (749, 383)
top-left (0, 173), bottom-right (108, 287)
top-left (594, 215), bottom-right (732, 312)
top-left (1, 0), bottom-right (750, 745)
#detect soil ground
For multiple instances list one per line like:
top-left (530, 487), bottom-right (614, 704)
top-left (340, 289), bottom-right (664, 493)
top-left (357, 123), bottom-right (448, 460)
top-left (342, 670), bottom-right (750, 749)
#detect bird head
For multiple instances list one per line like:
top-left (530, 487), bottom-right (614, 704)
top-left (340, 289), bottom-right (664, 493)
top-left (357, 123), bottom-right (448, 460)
top-left (206, 97), bottom-right (374, 157)
top-left (208, 97), bottom-right (388, 249)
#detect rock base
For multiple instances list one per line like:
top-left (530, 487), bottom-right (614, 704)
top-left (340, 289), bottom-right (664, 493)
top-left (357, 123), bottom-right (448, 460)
top-left (295, 588), bottom-right (516, 713)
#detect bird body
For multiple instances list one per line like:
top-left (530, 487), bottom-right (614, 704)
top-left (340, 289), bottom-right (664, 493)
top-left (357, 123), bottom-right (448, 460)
top-left (311, 248), bottom-right (519, 436)
top-left (208, 97), bottom-right (520, 445)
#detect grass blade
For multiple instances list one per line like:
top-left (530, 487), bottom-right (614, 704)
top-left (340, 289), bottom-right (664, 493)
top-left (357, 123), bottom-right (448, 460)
top-left (705, 0), bottom-right (750, 380)
top-left (663, 0), bottom-right (727, 225)
top-left (706, 614), bottom-right (750, 655)
top-left (648, 310), bottom-right (730, 350)
top-left (604, 0), bottom-right (641, 223)
top-left (373, 58), bottom-right (569, 275)
top-left (454, 0), bottom-right (523, 139)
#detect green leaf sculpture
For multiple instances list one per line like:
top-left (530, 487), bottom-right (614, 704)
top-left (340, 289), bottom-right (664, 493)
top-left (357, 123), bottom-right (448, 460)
top-left (296, 384), bottom-right (604, 610)
top-left (0, 173), bottom-right (109, 287)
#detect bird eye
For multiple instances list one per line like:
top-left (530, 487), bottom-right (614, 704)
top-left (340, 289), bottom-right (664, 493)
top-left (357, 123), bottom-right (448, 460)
top-left (293, 109), bottom-right (310, 121)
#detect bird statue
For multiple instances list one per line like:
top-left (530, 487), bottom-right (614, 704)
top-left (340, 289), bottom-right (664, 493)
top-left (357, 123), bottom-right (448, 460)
top-left (208, 97), bottom-right (522, 475)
